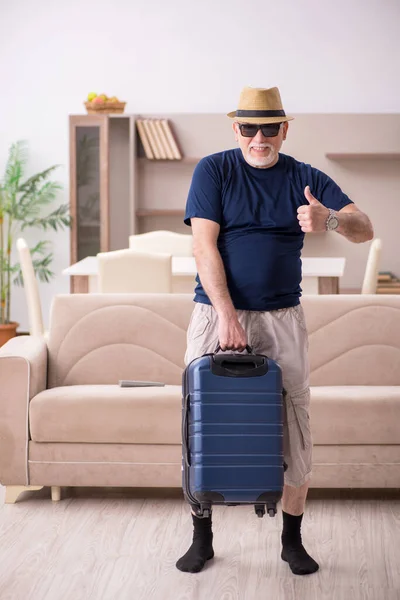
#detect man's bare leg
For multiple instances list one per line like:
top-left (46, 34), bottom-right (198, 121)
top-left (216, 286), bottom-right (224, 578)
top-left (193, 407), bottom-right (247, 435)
top-left (282, 480), bottom-right (310, 515)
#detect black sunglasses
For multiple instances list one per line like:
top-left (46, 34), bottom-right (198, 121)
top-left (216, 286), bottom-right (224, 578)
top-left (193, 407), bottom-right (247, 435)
top-left (238, 122), bottom-right (282, 138)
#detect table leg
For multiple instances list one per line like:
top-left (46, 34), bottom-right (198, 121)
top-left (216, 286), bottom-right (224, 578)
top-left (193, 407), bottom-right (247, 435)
top-left (71, 275), bottom-right (89, 293)
top-left (318, 276), bottom-right (339, 294)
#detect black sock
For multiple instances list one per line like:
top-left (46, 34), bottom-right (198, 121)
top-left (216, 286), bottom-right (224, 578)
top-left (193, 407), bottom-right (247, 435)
top-left (281, 510), bottom-right (319, 575)
top-left (176, 512), bottom-right (214, 573)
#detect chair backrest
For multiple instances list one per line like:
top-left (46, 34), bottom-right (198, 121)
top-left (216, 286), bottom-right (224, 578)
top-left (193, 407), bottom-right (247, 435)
top-left (129, 230), bottom-right (193, 257)
top-left (16, 238), bottom-right (45, 336)
top-left (361, 238), bottom-right (382, 294)
top-left (97, 249), bottom-right (172, 293)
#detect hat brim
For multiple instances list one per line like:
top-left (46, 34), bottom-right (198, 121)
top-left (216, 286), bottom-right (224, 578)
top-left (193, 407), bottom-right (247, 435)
top-left (227, 112), bottom-right (294, 124)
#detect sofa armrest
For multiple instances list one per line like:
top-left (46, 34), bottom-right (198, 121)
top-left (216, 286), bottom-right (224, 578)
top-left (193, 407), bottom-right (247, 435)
top-left (0, 336), bottom-right (48, 485)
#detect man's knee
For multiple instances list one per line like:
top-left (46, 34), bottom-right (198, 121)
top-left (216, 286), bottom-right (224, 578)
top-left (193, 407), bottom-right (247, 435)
top-left (284, 472), bottom-right (312, 489)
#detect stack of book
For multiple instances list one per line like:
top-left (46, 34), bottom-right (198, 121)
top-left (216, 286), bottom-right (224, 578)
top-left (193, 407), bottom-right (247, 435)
top-left (376, 271), bottom-right (400, 294)
top-left (136, 118), bottom-right (182, 160)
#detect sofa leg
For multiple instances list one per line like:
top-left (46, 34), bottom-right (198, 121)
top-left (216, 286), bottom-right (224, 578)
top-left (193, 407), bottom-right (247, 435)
top-left (51, 486), bottom-right (61, 502)
top-left (5, 485), bottom-right (44, 504)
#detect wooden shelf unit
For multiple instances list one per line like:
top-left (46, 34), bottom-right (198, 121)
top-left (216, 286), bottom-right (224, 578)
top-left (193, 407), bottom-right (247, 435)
top-left (69, 114), bottom-right (213, 260)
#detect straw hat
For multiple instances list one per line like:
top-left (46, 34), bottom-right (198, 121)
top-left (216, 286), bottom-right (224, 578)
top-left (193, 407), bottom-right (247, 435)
top-left (227, 86), bottom-right (294, 124)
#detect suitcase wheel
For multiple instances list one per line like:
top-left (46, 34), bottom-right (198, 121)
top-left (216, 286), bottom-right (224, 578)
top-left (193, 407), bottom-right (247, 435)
top-left (267, 503), bottom-right (277, 517)
top-left (255, 504), bottom-right (265, 518)
top-left (197, 504), bottom-right (212, 519)
top-left (268, 508), bottom-right (275, 518)
top-left (191, 504), bottom-right (212, 519)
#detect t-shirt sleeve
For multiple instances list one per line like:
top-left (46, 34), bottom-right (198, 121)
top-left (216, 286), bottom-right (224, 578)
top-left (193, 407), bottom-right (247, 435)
top-left (184, 157), bottom-right (222, 226)
top-left (312, 168), bottom-right (354, 211)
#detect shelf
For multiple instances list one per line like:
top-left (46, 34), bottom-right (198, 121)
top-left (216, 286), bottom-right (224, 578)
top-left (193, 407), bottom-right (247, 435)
top-left (138, 157), bottom-right (199, 165)
top-left (326, 152), bottom-right (400, 160)
top-left (136, 209), bottom-right (185, 217)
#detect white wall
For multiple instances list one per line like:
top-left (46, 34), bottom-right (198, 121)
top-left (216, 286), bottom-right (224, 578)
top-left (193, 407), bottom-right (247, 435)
top-left (1, 0), bottom-right (399, 330)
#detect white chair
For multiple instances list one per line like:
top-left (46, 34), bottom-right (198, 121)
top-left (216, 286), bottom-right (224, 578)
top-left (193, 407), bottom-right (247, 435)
top-left (97, 249), bottom-right (172, 293)
top-left (129, 230), bottom-right (193, 257)
top-left (361, 238), bottom-right (382, 294)
top-left (16, 238), bottom-right (46, 337)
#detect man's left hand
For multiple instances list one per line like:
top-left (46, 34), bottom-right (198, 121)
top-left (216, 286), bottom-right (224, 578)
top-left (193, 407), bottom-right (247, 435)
top-left (297, 186), bottom-right (330, 233)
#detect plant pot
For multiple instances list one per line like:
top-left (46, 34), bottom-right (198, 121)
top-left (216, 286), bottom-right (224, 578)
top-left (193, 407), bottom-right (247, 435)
top-left (0, 322), bottom-right (19, 347)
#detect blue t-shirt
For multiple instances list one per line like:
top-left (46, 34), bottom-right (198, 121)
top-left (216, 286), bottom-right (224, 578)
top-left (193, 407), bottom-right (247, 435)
top-left (184, 148), bottom-right (353, 311)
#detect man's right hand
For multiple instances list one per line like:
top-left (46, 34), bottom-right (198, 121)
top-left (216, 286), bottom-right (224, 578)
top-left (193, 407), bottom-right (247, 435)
top-left (217, 314), bottom-right (247, 351)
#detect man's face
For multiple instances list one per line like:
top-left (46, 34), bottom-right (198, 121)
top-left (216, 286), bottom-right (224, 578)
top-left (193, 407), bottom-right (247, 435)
top-left (233, 121), bottom-right (288, 168)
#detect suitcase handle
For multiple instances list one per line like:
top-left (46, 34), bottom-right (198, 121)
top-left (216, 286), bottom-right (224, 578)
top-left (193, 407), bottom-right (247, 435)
top-left (211, 354), bottom-right (268, 377)
top-left (212, 343), bottom-right (266, 372)
top-left (182, 394), bottom-right (191, 467)
top-left (214, 343), bottom-right (254, 354)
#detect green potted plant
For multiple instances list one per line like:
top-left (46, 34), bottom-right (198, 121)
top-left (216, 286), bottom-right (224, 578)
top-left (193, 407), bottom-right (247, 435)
top-left (0, 140), bottom-right (70, 346)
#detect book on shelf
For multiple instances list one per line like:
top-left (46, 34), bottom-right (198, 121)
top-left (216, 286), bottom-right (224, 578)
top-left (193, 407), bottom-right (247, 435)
top-left (142, 119), bottom-right (161, 159)
top-left (136, 119), bottom-right (154, 160)
top-left (376, 286), bottom-right (400, 294)
top-left (136, 118), bottom-right (183, 161)
top-left (376, 270), bottom-right (400, 292)
top-left (377, 279), bottom-right (400, 285)
top-left (378, 271), bottom-right (395, 282)
top-left (154, 119), bottom-right (174, 159)
top-left (160, 119), bottom-right (182, 160)
top-left (148, 119), bottom-right (167, 160)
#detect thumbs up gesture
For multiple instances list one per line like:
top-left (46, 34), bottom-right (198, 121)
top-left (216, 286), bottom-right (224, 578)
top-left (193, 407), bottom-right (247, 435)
top-left (297, 186), bottom-right (330, 233)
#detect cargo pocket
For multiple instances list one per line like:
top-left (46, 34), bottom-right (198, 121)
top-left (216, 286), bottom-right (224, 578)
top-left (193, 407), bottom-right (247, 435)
top-left (187, 304), bottom-right (209, 339)
top-left (191, 311), bottom-right (210, 341)
top-left (287, 388), bottom-right (312, 451)
top-left (291, 304), bottom-right (308, 333)
top-left (185, 305), bottom-right (214, 364)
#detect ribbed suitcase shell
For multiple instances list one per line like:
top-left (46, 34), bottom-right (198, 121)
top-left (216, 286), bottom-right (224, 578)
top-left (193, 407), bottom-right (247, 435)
top-left (182, 350), bottom-right (284, 517)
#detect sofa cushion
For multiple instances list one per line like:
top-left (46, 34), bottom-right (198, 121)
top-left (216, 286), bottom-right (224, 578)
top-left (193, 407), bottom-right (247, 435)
top-left (310, 386), bottom-right (400, 444)
top-left (30, 385), bottom-right (182, 444)
top-left (30, 384), bottom-right (400, 446)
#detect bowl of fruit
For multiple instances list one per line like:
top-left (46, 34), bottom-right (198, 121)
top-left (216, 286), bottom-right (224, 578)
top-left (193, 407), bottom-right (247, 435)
top-left (84, 93), bottom-right (126, 114)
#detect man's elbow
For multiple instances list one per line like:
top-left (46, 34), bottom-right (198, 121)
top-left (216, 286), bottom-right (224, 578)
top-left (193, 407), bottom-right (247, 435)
top-left (192, 240), bottom-right (204, 258)
top-left (193, 239), bottom-right (217, 258)
top-left (357, 215), bottom-right (374, 243)
top-left (366, 220), bottom-right (374, 242)
top-left (354, 228), bottom-right (374, 244)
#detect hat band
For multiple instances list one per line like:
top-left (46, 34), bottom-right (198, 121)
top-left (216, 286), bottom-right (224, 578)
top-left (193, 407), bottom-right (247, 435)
top-left (235, 109), bottom-right (286, 117)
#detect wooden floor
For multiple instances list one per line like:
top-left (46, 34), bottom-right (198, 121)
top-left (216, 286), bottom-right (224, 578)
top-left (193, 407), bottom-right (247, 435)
top-left (0, 486), bottom-right (399, 600)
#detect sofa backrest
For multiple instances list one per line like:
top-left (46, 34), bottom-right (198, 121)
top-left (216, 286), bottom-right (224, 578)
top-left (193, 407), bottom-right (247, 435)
top-left (303, 294), bottom-right (400, 385)
top-left (47, 293), bottom-right (400, 388)
top-left (47, 294), bottom-right (194, 388)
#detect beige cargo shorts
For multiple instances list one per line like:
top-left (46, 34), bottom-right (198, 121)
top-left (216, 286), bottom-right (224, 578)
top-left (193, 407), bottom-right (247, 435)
top-left (184, 302), bottom-right (312, 488)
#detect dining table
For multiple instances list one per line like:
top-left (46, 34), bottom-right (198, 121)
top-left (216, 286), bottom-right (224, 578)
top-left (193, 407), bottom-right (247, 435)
top-left (62, 256), bottom-right (346, 295)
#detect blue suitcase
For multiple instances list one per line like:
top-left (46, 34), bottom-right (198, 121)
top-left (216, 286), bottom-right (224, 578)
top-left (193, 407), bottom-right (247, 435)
top-left (182, 345), bottom-right (285, 519)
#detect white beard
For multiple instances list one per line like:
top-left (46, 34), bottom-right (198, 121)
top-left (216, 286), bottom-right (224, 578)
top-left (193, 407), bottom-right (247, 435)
top-left (246, 143), bottom-right (277, 168)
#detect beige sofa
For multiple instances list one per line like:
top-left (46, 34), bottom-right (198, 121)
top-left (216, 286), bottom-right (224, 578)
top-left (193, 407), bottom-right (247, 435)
top-left (1, 293), bottom-right (399, 503)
